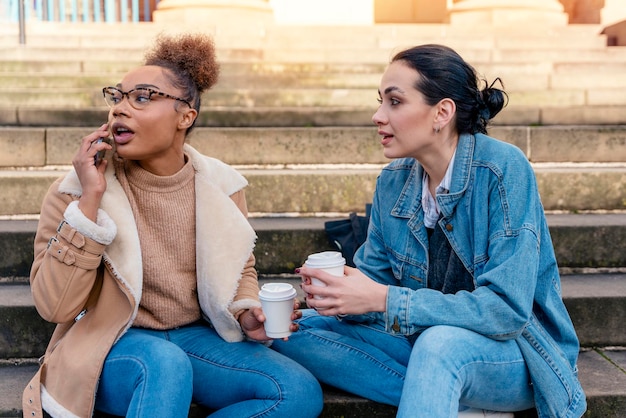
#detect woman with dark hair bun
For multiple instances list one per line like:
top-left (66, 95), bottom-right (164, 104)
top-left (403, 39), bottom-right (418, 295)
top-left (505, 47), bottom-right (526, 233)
top-left (273, 44), bottom-right (586, 418)
top-left (23, 32), bottom-right (323, 418)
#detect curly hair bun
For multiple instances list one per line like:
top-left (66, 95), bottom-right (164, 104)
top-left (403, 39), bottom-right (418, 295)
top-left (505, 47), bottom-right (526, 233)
top-left (144, 32), bottom-right (220, 94)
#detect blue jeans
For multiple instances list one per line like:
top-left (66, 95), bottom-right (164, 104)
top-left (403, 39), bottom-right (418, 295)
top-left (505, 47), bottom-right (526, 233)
top-left (271, 309), bottom-right (411, 406)
top-left (272, 310), bottom-right (535, 417)
top-left (94, 322), bottom-right (323, 418)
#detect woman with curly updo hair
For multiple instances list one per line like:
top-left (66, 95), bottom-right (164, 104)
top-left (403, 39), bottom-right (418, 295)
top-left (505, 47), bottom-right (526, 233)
top-left (23, 33), bottom-right (323, 418)
top-left (273, 44), bottom-right (586, 418)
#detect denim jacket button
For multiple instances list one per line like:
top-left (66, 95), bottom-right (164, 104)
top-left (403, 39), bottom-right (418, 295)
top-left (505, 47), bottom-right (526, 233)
top-left (392, 317), bottom-right (400, 332)
top-left (445, 223), bottom-right (453, 231)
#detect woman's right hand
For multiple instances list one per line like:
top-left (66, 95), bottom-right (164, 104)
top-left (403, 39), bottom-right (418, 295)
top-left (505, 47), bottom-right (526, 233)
top-left (72, 123), bottom-right (112, 221)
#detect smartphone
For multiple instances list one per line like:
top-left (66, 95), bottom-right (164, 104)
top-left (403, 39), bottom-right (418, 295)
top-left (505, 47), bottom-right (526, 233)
top-left (94, 137), bottom-right (112, 166)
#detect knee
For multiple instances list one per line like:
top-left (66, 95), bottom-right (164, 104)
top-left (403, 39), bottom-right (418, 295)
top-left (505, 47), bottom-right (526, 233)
top-left (273, 361), bottom-right (323, 417)
top-left (285, 372), bottom-right (324, 418)
top-left (412, 325), bottom-right (473, 360)
top-left (140, 341), bottom-right (193, 385)
top-left (297, 368), bottom-right (323, 399)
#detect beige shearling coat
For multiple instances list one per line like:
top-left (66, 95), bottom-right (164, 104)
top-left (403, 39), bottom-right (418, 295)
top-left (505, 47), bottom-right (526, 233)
top-left (23, 144), bottom-right (259, 418)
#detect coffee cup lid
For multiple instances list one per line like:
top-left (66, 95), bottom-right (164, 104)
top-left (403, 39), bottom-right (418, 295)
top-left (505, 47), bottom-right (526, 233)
top-left (304, 251), bottom-right (346, 268)
top-left (259, 283), bottom-right (297, 301)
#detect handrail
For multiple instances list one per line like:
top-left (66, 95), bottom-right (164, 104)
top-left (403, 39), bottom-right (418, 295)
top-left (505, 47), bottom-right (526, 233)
top-left (5, 0), bottom-right (155, 24)
top-left (17, 0), bottom-right (25, 43)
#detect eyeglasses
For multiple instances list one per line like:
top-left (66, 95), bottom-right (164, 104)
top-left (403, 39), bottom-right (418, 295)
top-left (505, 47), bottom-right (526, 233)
top-left (102, 86), bottom-right (192, 110)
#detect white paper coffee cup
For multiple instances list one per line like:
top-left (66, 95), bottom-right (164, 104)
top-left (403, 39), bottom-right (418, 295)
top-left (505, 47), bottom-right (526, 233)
top-left (258, 283), bottom-right (297, 338)
top-left (304, 251), bottom-right (346, 302)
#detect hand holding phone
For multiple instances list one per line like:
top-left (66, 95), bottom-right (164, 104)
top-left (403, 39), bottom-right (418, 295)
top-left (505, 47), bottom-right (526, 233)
top-left (93, 137), bottom-right (112, 166)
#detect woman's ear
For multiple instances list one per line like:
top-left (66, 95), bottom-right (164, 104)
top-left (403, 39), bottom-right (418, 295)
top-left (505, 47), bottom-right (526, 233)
top-left (434, 98), bottom-right (456, 129)
top-left (179, 107), bottom-right (198, 130)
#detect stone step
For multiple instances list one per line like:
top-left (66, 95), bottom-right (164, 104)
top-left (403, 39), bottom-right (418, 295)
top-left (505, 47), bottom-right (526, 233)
top-left (6, 42), bottom-right (626, 64)
top-left (0, 125), bottom-right (624, 216)
top-left (0, 286), bottom-right (625, 417)
top-left (2, 126), bottom-right (625, 167)
top-left (3, 66), bottom-right (626, 106)
top-left (0, 164), bottom-right (624, 216)
top-left (2, 272), bottom-right (625, 358)
top-left (2, 350), bottom-right (624, 418)
top-left (0, 69), bottom-right (386, 90)
top-left (0, 20), bottom-right (610, 38)
top-left (7, 351), bottom-right (624, 418)
top-left (2, 214), bottom-right (625, 278)
top-left (8, 61), bottom-right (626, 94)
top-left (0, 73), bottom-right (626, 109)
top-left (1, 24), bottom-right (625, 114)
top-left (0, 61), bottom-right (626, 94)
top-left (3, 84), bottom-right (626, 109)
top-left (3, 60), bottom-right (626, 79)
top-left (2, 104), bottom-right (626, 127)
top-left (1, 217), bottom-right (625, 417)
top-left (0, 22), bottom-right (615, 54)
top-left (0, 50), bottom-right (626, 106)
top-left (4, 43), bottom-right (625, 67)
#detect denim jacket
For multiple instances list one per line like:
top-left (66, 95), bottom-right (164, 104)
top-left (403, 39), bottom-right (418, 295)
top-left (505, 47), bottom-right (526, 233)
top-left (353, 133), bottom-right (586, 418)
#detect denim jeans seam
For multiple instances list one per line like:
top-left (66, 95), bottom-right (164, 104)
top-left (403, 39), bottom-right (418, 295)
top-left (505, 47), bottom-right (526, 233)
top-left (101, 355), bottom-right (149, 417)
top-left (186, 352), bottom-right (283, 417)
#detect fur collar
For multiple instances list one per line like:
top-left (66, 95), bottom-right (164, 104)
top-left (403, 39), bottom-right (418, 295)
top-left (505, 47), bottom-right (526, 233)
top-left (58, 144), bottom-right (258, 342)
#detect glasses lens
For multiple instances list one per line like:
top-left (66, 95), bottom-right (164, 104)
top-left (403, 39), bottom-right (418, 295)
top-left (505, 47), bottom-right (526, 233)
top-left (103, 88), bottom-right (122, 107)
top-left (129, 89), bottom-right (152, 108)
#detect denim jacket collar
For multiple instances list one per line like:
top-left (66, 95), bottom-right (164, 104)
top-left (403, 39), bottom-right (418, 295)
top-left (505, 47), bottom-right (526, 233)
top-left (391, 133), bottom-right (475, 221)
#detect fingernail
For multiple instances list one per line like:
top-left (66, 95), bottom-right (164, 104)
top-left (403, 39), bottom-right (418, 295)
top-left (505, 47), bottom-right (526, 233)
top-left (295, 268), bottom-right (301, 273)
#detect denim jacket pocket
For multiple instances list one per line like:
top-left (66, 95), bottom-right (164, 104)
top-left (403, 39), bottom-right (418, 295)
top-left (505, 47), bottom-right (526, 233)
top-left (388, 248), bottom-right (427, 290)
top-left (517, 316), bottom-right (586, 418)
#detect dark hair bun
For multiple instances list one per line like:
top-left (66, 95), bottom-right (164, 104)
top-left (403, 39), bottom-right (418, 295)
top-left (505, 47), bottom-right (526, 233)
top-left (480, 78), bottom-right (508, 120)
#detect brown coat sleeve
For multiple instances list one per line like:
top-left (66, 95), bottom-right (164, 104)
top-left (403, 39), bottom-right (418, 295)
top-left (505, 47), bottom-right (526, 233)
top-left (30, 178), bottom-right (106, 324)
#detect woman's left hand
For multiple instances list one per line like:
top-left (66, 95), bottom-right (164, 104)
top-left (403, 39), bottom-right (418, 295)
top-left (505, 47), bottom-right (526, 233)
top-left (239, 300), bottom-right (302, 341)
top-left (299, 266), bottom-right (388, 316)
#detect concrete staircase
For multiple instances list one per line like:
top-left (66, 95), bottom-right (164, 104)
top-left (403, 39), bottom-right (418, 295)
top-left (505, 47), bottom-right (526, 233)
top-left (0, 21), bottom-right (625, 418)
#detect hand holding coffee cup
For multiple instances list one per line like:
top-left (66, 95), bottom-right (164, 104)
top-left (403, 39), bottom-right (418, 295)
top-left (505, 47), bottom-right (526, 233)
top-left (258, 283), bottom-right (298, 339)
top-left (303, 251), bottom-right (346, 309)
